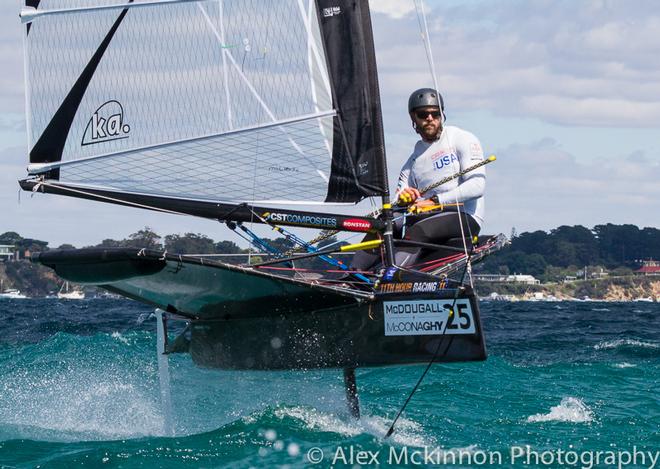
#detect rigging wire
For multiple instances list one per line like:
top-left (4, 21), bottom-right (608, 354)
top-left (413, 0), bottom-right (472, 272)
top-left (414, 0), bottom-right (439, 95)
top-left (29, 180), bottom-right (196, 217)
top-left (243, 205), bottom-right (373, 283)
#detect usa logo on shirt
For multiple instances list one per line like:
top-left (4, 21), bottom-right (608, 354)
top-left (433, 153), bottom-right (458, 170)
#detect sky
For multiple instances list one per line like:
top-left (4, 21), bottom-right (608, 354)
top-left (1, 0), bottom-right (659, 248)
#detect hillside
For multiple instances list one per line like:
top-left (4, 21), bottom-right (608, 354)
top-left (0, 260), bottom-right (61, 297)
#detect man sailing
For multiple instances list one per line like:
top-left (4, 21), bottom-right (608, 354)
top-left (351, 88), bottom-right (487, 273)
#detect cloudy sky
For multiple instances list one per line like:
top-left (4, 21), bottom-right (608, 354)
top-left (1, 0), bottom-right (659, 247)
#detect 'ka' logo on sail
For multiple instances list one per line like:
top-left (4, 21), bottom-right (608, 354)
top-left (82, 100), bottom-right (131, 146)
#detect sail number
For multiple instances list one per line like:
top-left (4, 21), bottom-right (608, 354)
top-left (383, 299), bottom-right (476, 336)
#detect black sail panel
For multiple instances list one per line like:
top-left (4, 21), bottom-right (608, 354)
top-left (317, 0), bottom-right (389, 202)
top-left (25, 0), bottom-right (41, 35)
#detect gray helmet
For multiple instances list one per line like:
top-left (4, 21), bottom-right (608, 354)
top-left (408, 88), bottom-right (444, 113)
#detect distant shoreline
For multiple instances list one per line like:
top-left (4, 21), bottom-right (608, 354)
top-left (2, 275), bottom-right (658, 303)
top-left (475, 275), bottom-right (660, 302)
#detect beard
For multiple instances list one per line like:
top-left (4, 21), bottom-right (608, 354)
top-left (419, 122), bottom-right (442, 141)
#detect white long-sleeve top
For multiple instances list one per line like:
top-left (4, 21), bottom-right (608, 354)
top-left (396, 125), bottom-right (486, 227)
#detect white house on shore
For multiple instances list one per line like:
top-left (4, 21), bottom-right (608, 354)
top-left (505, 274), bottom-right (540, 285)
top-left (0, 245), bottom-right (15, 262)
top-left (474, 273), bottom-right (541, 285)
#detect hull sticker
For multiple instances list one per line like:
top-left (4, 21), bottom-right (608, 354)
top-left (383, 299), bottom-right (475, 336)
top-left (379, 280), bottom-right (447, 294)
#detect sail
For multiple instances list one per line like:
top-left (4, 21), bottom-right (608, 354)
top-left (21, 0), bottom-right (388, 209)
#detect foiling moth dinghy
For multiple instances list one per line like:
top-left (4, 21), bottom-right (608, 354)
top-left (19, 0), bottom-right (505, 419)
top-left (32, 234), bottom-right (505, 417)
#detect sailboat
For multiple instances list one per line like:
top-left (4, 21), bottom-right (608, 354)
top-left (57, 281), bottom-right (85, 300)
top-left (18, 0), bottom-right (505, 416)
top-left (0, 280), bottom-right (28, 299)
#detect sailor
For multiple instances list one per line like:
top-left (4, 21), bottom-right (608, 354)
top-left (352, 88), bottom-right (486, 272)
top-left (392, 87), bottom-right (485, 266)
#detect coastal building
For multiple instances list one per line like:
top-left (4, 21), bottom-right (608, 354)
top-left (591, 268), bottom-right (609, 279)
top-left (475, 273), bottom-right (541, 285)
top-left (0, 245), bottom-right (14, 262)
top-left (635, 259), bottom-right (660, 276)
top-left (474, 274), bottom-right (508, 282)
top-left (576, 267), bottom-right (609, 280)
top-left (505, 274), bottom-right (540, 285)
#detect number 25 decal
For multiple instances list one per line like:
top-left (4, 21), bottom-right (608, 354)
top-left (445, 303), bottom-right (472, 330)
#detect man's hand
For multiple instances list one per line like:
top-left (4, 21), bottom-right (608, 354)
top-left (413, 198), bottom-right (437, 209)
top-left (405, 197), bottom-right (449, 214)
top-left (397, 187), bottom-right (421, 205)
top-left (405, 197), bottom-right (439, 214)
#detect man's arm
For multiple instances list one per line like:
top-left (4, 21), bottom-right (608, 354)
top-left (430, 129), bottom-right (485, 205)
top-left (395, 156), bottom-right (420, 205)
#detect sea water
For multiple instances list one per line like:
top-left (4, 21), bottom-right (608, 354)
top-left (0, 298), bottom-right (658, 468)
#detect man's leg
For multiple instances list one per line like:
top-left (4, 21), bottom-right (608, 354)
top-left (394, 212), bottom-right (480, 267)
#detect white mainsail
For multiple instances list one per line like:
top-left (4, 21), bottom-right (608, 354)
top-left (23, 0), bottom-right (336, 203)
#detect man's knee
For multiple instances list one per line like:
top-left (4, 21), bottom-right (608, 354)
top-left (404, 222), bottom-right (436, 243)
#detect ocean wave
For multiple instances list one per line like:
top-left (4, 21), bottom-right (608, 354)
top-left (526, 397), bottom-right (594, 423)
top-left (613, 362), bottom-right (637, 368)
top-left (273, 405), bottom-right (434, 447)
top-left (594, 339), bottom-right (659, 350)
top-left (110, 331), bottom-right (130, 345)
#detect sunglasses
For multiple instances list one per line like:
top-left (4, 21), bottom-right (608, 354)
top-left (414, 110), bottom-right (442, 120)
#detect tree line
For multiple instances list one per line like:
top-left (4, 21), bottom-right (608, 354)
top-left (0, 228), bottom-right (300, 257)
top-left (2, 223), bottom-right (658, 279)
top-left (477, 224), bottom-right (660, 281)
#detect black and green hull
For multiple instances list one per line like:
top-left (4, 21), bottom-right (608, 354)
top-left (33, 248), bottom-right (487, 370)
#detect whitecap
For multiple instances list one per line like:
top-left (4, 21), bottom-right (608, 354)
top-left (136, 312), bottom-right (154, 325)
top-left (613, 362), bottom-right (636, 368)
top-left (274, 405), bottom-right (358, 437)
top-left (526, 397), bottom-right (593, 423)
top-left (594, 339), bottom-right (659, 350)
top-left (111, 331), bottom-right (130, 345)
top-left (273, 406), bottom-right (434, 447)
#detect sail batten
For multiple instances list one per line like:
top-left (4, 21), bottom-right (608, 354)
top-left (28, 110), bottom-right (336, 175)
top-left (22, 0), bottom-right (388, 207)
top-left (21, 0), bottom-right (204, 23)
